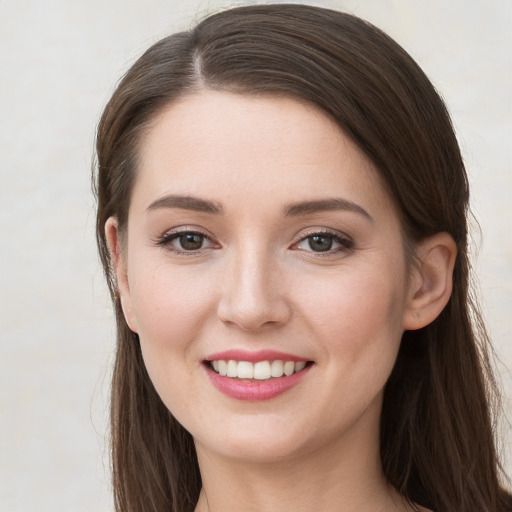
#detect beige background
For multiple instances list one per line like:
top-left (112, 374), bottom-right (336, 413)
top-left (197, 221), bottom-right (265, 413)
top-left (0, 1), bottom-right (510, 510)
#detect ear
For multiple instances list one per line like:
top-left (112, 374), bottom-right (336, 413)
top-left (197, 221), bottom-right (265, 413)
top-left (105, 217), bottom-right (139, 333)
top-left (403, 232), bottom-right (457, 331)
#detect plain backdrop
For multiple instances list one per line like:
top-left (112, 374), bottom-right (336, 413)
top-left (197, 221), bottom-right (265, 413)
top-left (0, 1), bottom-right (510, 510)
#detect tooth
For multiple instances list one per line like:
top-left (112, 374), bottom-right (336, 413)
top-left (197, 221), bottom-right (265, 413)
top-left (214, 359), bottom-right (306, 379)
top-left (227, 360), bottom-right (238, 377)
top-left (271, 360), bottom-right (284, 378)
top-left (254, 361), bottom-right (271, 380)
top-left (284, 361), bottom-right (295, 376)
top-left (294, 361), bottom-right (306, 373)
top-left (218, 360), bottom-right (228, 376)
top-left (237, 361), bottom-right (254, 379)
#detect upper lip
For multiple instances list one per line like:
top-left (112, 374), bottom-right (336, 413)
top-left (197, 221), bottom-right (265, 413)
top-left (205, 349), bottom-right (310, 363)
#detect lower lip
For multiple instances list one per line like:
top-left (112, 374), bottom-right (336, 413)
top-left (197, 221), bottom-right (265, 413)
top-left (204, 364), bottom-right (312, 401)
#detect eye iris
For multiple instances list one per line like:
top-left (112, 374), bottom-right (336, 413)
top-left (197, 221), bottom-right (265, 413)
top-left (309, 235), bottom-right (333, 252)
top-left (180, 233), bottom-right (204, 250)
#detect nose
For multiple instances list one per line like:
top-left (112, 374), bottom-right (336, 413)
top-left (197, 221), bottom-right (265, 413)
top-left (216, 246), bottom-right (292, 332)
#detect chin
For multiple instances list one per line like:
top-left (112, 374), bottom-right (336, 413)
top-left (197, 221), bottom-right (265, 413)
top-left (199, 435), bottom-right (310, 464)
top-left (192, 415), bottom-right (335, 465)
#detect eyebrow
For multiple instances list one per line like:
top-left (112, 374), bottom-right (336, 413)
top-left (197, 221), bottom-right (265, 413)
top-left (146, 194), bottom-right (224, 214)
top-left (283, 198), bottom-right (373, 222)
top-left (146, 194), bottom-right (372, 222)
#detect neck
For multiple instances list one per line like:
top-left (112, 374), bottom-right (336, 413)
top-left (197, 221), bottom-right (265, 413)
top-left (194, 424), bottom-right (409, 512)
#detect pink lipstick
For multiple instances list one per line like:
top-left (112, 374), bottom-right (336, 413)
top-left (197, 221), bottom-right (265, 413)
top-left (204, 350), bottom-right (312, 401)
top-left (206, 349), bottom-right (309, 363)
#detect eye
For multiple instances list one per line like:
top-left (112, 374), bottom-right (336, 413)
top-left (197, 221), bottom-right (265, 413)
top-left (157, 230), bottom-right (216, 253)
top-left (293, 231), bottom-right (353, 254)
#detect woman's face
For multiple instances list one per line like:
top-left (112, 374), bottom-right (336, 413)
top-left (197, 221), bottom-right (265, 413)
top-left (113, 90), bottom-right (418, 463)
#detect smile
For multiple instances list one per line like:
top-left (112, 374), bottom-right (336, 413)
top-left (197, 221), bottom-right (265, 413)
top-left (204, 350), bottom-right (313, 401)
top-left (209, 359), bottom-right (308, 380)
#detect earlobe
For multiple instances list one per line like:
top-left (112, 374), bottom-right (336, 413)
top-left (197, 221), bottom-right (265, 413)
top-left (403, 232), bottom-right (457, 331)
top-left (105, 217), bottom-right (139, 333)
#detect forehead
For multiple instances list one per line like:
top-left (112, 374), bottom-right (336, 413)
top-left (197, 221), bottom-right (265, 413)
top-left (133, 90), bottom-right (393, 217)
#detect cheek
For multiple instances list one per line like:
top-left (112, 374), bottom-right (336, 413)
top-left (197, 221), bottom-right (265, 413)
top-left (127, 263), bottom-right (219, 415)
top-left (128, 263), bottom-right (216, 357)
top-left (297, 265), bottom-right (407, 364)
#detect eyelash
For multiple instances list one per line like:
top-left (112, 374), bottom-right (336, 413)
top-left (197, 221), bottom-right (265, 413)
top-left (155, 228), bottom-right (217, 255)
top-left (155, 228), bottom-right (354, 256)
top-left (292, 229), bottom-right (354, 256)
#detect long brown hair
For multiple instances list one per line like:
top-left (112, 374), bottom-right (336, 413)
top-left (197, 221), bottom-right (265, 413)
top-left (93, 4), bottom-right (511, 511)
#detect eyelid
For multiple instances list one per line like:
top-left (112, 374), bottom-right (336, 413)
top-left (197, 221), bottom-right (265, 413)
top-left (290, 227), bottom-right (354, 254)
top-left (153, 225), bottom-right (353, 256)
top-left (154, 225), bottom-right (220, 254)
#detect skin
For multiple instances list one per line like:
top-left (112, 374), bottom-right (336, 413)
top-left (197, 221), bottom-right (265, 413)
top-left (107, 90), bottom-right (455, 511)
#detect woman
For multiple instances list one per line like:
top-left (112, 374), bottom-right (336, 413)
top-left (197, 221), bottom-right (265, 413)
top-left (93, 4), bottom-right (511, 511)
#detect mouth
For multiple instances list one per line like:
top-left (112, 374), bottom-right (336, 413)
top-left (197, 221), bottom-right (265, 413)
top-left (203, 351), bottom-right (314, 401)
top-left (205, 359), bottom-right (312, 380)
